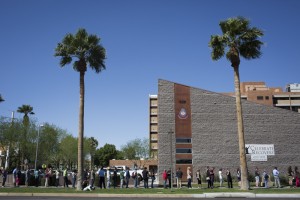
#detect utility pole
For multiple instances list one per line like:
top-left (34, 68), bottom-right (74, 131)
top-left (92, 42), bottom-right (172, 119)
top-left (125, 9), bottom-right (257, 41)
top-left (5, 111), bottom-right (14, 169)
top-left (169, 129), bottom-right (174, 191)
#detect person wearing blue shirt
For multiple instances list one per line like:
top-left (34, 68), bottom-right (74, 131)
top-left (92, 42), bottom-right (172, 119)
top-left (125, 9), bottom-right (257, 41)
top-left (97, 167), bottom-right (106, 189)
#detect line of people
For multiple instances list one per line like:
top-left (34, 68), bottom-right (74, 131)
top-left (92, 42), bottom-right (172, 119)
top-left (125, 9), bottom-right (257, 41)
top-left (162, 166), bottom-right (300, 189)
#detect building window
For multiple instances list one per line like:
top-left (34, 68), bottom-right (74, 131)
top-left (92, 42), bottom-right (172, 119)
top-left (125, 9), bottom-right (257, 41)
top-left (176, 159), bottom-right (192, 164)
top-left (176, 148), bottom-right (192, 154)
top-left (265, 96), bottom-right (269, 100)
top-left (257, 96), bottom-right (264, 100)
top-left (176, 138), bottom-right (192, 143)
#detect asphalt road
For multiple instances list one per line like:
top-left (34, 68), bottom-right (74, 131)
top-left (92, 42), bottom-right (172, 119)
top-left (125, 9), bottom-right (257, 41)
top-left (1, 197), bottom-right (300, 200)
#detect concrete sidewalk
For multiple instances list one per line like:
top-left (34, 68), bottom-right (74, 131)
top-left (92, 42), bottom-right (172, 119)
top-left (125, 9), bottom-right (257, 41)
top-left (1, 192), bottom-right (300, 198)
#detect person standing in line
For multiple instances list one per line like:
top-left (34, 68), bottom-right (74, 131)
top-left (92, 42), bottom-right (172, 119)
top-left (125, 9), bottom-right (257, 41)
top-left (142, 167), bottom-right (149, 189)
top-left (132, 169), bottom-right (138, 188)
top-left (176, 168), bottom-right (183, 189)
top-left (34, 169), bottom-right (39, 187)
top-left (226, 169), bottom-right (233, 188)
top-left (16, 168), bottom-right (21, 187)
top-left (63, 168), bottom-right (69, 188)
top-left (255, 168), bottom-right (260, 187)
top-left (25, 168), bottom-right (30, 187)
top-left (119, 167), bottom-right (125, 189)
top-left (196, 169), bottom-right (202, 188)
top-left (263, 170), bottom-right (269, 188)
top-left (124, 167), bottom-right (130, 188)
top-left (218, 169), bottom-right (223, 187)
top-left (45, 168), bottom-right (50, 187)
top-left (97, 167), bottom-right (106, 189)
top-left (167, 168), bottom-right (172, 189)
top-left (90, 169), bottom-right (95, 188)
top-left (149, 168), bottom-right (155, 188)
top-left (55, 169), bottom-right (60, 187)
top-left (187, 167), bottom-right (192, 189)
top-left (273, 167), bottom-right (281, 188)
top-left (295, 167), bottom-right (300, 187)
top-left (206, 166), bottom-right (211, 188)
top-left (106, 167), bottom-right (111, 189)
top-left (112, 167), bottom-right (117, 189)
top-left (12, 167), bottom-right (17, 187)
top-left (210, 168), bottom-right (215, 189)
top-left (236, 168), bottom-right (241, 182)
top-left (1, 168), bottom-right (7, 187)
top-left (162, 169), bottom-right (168, 189)
top-left (71, 170), bottom-right (77, 188)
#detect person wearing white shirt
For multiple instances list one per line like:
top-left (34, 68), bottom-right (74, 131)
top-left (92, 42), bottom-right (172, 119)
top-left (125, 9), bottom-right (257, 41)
top-left (273, 167), bottom-right (281, 188)
top-left (218, 169), bottom-right (223, 187)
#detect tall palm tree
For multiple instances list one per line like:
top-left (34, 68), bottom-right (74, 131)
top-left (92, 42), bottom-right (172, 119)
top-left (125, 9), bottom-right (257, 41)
top-left (17, 104), bottom-right (35, 168)
top-left (0, 94), bottom-right (4, 103)
top-left (54, 28), bottom-right (106, 190)
top-left (17, 104), bottom-right (34, 126)
top-left (209, 17), bottom-right (264, 190)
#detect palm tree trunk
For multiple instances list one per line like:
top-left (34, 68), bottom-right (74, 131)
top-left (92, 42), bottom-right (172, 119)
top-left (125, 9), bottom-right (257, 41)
top-left (76, 71), bottom-right (85, 190)
top-left (233, 66), bottom-right (249, 190)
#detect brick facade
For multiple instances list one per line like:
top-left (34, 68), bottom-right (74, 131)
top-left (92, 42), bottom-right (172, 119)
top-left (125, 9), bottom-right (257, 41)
top-left (158, 79), bottom-right (300, 184)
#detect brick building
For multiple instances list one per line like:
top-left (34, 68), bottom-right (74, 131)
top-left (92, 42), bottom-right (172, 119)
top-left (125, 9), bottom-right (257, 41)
top-left (157, 79), bottom-right (300, 184)
top-left (223, 82), bottom-right (300, 112)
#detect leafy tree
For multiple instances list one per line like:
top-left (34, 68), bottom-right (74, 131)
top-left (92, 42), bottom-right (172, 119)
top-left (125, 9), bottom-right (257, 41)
top-left (54, 28), bottom-right (106, 190)
top-left (0, 118), bottom-right (23, 170)
top-left (121, 138), bottom-right (149, 159)
top-left (120, 138), bottom-right (149, 169)
top-left (87, 137), bottom-right (98, 170)
top-left (59, 135), bottom-right (78, 169)
top-left (209, 16), bottom-right (264, 190)
top-left (94, 143), bottom-right (120, 167)
top-left (36, 124), bottom-right (67, 169)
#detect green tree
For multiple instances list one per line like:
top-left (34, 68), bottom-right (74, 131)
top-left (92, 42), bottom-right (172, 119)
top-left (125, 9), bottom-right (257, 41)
top-left (120, 138), bottom-right (149, 169)
top-left (121, 138), bottom-right (149, 160)
top-left (59, 135), bottom-right (78, 169)
top-left (54, 28), bottom-right (106, 190)
top-left (88, 137), bottom-right (98, 170)
top-left (0, 118), bottom-right (23, 170)
top-left (36, 124), bottom-right (66, 168)
top-left (95, 143), bottom-right (119, 167)
top-left (209, 17), bottom-right (264, 190)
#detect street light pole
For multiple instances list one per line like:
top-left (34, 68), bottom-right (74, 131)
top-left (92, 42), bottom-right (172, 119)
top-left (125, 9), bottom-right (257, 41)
top-left (34, 124), bottom-right (43, 170)
top-left (169, 129), bottom-right (174, 191)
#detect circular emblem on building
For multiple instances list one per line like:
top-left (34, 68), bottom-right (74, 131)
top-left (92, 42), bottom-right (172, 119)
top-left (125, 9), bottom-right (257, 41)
top-left (178, 108), bottom-right (188, 119)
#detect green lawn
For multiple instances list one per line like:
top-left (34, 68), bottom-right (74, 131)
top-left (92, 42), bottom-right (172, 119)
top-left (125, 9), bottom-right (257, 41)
top-left (1, 186), bottom-right (300, 194)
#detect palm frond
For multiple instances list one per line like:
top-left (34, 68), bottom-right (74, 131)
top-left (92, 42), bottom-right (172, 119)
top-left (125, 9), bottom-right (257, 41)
top-left (0, 94), bottom-right (4, 102)
top-left (239, 40), bottom-right (263, 59)
top-left (55, 28), bottom-right (106, 72)
top-left (212, 17), bottom-right (264, 63)
top-left (209, 35), bottom-right (225, 60)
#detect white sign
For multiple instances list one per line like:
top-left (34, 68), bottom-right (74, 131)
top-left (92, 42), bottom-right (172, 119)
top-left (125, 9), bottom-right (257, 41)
top-left (251, 154), bottom-right (268, 161)
top-left (245, 144), bottom-right (275, 155)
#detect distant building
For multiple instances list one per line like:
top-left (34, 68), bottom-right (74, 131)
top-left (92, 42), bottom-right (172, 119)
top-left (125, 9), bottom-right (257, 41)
top-left (223, 82), bottom-right (300, 113)
top-left (286, 83), bottom-right (300, 92)
top-left (149, 95), bottom-right (158, 159)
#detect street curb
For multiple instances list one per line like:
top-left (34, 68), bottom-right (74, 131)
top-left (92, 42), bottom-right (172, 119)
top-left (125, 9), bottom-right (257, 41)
top-left (204, 192), bottom-right (255, 198)
top-left (1, 193), bottom-right (300, 198)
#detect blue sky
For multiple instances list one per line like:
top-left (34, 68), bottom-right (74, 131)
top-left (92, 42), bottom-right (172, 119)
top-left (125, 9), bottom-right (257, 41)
top-left (1, 0), bottom-right (299, 149)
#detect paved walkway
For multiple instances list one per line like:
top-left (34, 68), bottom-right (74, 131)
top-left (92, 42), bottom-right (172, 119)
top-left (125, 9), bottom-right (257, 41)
top-left (1, 185), bottom-right (300, 198)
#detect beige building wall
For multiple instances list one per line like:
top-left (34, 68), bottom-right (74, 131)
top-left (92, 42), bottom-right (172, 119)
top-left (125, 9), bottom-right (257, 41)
top-left (149, 95), bottom-right (158, 159)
